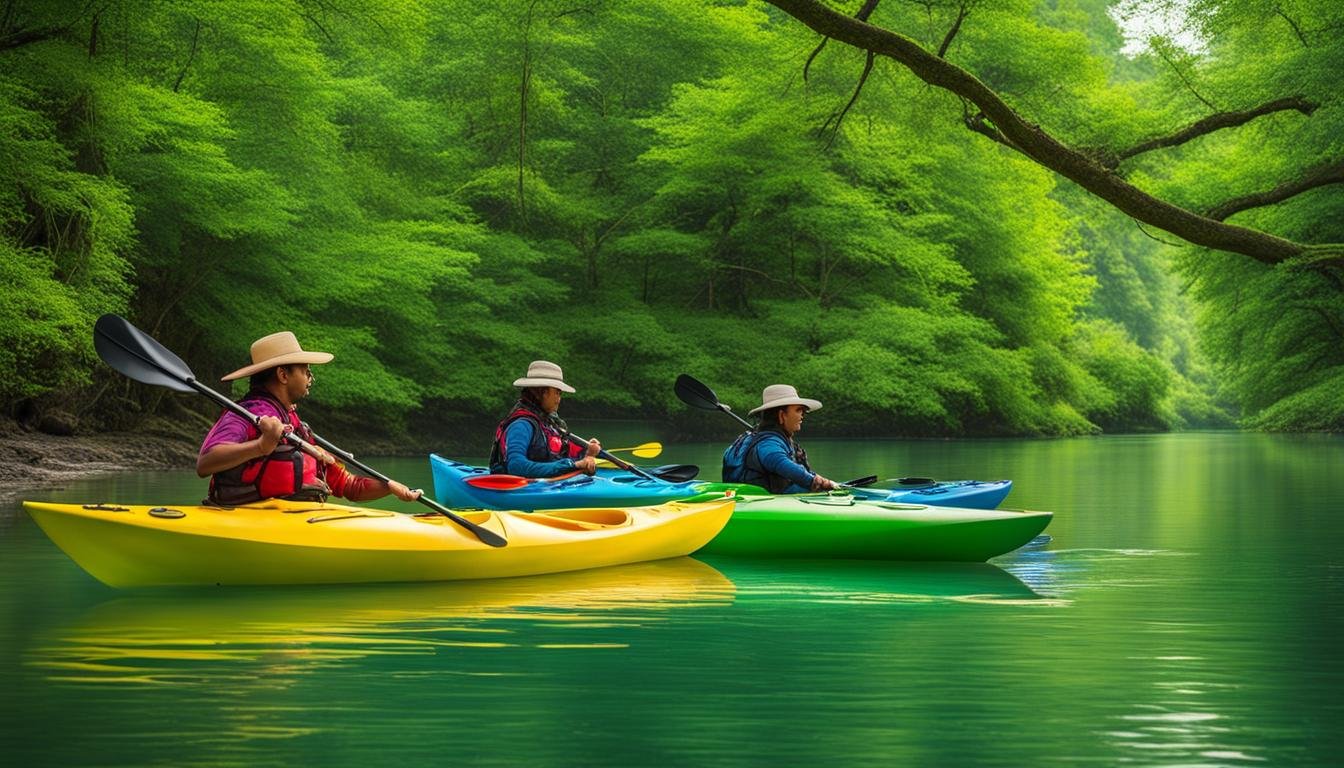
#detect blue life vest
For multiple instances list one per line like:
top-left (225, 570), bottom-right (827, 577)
top-left (722, 429), bottom-right (813, 494)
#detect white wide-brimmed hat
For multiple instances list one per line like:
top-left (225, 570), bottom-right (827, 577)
top-left (221, 331), bottom-right (334, 381)
top-left (747, 384), bottom-right (822, 415)
top-left (512, 360), bottom-right (576, 393)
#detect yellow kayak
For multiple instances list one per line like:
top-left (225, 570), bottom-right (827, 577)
top-left (22, 497), bottom-right (735, 588)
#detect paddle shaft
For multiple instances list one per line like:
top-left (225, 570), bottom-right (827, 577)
top-left (717, 403), bottom-right (755, 431)
top-left (563, 433), bottom-right (663, 483)
top-left (183, 376), bottom-right (329, 461)
top-left (676, 373), bottom-right (870, 490)
top-left (187, 378), bottom-right (487, 528)
top-left (307, 434), bottom-right (482, 521)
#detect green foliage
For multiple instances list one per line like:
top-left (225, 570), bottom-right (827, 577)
top-left (4, 0), bottom-right (1331, 439)
top-left (1128, 0), bottom-right (1344, 431)
top-left (0, 70), bottom-right (134, 408)
top-left (1071, 320), bottom-right (1173, 431)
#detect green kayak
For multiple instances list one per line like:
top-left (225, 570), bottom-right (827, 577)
top-left (693, 491), bottom-right (1052, 562)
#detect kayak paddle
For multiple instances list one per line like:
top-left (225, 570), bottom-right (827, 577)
top-left (674, 374), bottom-right (755, 430)
top-left (539, 412), bottom-right (679, 485)
top-left (677, 374), bottom-right (939, 490)
top-left (92, 314), bottom-right (507, 548)
top-left (645, 464), bottom-right (700, 482)
top-left (607, 442), bottom-right (663, 458)
top-left (676, 372), bottom-right (876, 489)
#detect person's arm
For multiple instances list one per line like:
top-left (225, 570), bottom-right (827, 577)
top-left (327, 463), bottom-right (422, 503)
top-left (196, 413), bottom-right (286, 477)
top-left (503, 420), bottom-right (585, 477)
top-left (755, 436), bottom-right (819, 492)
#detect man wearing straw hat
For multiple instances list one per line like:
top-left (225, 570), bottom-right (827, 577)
top-left (489, 360), bottom-right (601, 478)
top-left (197, 331), bottom-right (423, 506)
top-left (721, 384), bottom-right (838, 494)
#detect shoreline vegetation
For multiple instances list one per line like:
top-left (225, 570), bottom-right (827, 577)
top-left (0, 412), bottom-right (1242, 497)
top-left (5, 2), bottom-right (1340, 446)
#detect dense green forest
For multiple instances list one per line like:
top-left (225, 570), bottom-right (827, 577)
top-left (2, 0), bottom-right (1340, 446)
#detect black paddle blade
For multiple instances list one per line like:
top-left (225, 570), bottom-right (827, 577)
top-left (897, 476), bottom-right (936, 486)
top-left (674, 374), bottom-right (720, 411)
top-left (650, 464), bottom-right (700, 482)
top-left (93, 314), bottom-right (196, 392)
top-left (841, 475), bottom-right (879, 488)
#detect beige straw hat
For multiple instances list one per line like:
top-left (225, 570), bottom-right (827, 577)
top-left (221, 331), bottom-right (334, 381)
top-left (747, 384), bottom-right (822, 415)
top-left (512, 360), bottom-right (576, 393)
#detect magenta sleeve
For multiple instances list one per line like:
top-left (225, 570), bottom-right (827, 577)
top-left (199, 400), bottom-right (286, 455)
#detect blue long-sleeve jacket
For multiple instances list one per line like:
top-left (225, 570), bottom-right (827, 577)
top-left (502, 419), bottom-right (578, 478)
top-left (722, 431), bottom-right (815, 494)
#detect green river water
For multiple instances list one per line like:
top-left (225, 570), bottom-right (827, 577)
top-left (1, 431), bottom-right (1341, 766)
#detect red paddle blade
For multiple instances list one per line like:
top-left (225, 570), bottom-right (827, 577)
top-left (464, 474), bottom-right (532, 491)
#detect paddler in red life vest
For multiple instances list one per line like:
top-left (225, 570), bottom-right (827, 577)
top-left (197, 331), bottom-right (423, 506)
top-left (488, 360), bottom-right (601, 478)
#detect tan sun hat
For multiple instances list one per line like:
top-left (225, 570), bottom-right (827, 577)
top-left (747, 384), bottom-right (822, 416)
top-left (221, 331), bottom-right (334, 381)
top-left (512, 360), bottom-right (576, 393)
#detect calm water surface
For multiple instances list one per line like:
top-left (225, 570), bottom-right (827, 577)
top-left (2, 432), bottom-right (1341, 766)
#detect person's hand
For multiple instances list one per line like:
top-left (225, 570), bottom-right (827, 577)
top-left (257, 416), bottom-right (287, 454)
top-left (811, 474), bottom-right (838, 491)
top-left (388, 480), bottom-right (423, 502)
top-left (585, 438), bottom-right (601, 457)
top-left (574, 456), bottom-right (597, 475)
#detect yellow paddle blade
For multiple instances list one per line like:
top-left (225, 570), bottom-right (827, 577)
top-left (594, 458), bottom-right (618, 468)
top-left (606, 442), bottom-right (663, 459)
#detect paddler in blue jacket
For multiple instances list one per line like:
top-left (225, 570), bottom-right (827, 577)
top-left (722, 384), bottom-right (838, 493)
top-left (489, 360), bottom-right (600, 478)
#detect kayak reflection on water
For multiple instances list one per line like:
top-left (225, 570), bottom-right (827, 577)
top-left (27, 558), bottom-right (737, 687)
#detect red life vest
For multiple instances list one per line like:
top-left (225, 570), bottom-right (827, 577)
top-left (488, 401), bottom-right (584, 474)
top-left (207, 392), bottom-right (330, 506)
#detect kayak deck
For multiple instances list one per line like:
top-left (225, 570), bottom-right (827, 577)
top-left (431, 454), bottom-right (709, 510)
top-left (431, 454), bottom-right (1013, 511)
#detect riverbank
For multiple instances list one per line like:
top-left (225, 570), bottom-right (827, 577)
top-left (0, 418), bottom-right (199, 500)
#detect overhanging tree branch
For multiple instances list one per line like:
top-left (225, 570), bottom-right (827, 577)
top-left (0, 0), bottom-right (99, 53)
top-left (820, 49), bottom-right (874, 146)
top-left (806, 0), bottom-right (881, 82)
top-left (172, 18), bottom-right (201, 92)
top-left (936, 3), bottom-right (968, 59)
top-left (766, 0), bottom-right (1328, 266)
top-left (0, 24), bottom-right (62, 50)
top-left (1206, 158), bottom-right (1344, 221)
top-left (960, 100), bottom-right (1013, 149)
top-left (808, 0), bottom-right (881, 142)
top-left (1109, 96), bottom-right (1318, 168)
top-left (1275, 9), bottom-right (1309, 47)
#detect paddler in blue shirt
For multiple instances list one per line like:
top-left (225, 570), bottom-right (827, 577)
top-left (488, 360), bottom-right (601, 478)
top-left (722, 384), bottom-right (838, 493)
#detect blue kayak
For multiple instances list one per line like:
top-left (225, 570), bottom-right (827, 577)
top-left (878, 479), bottom-right (1013, 508)
top-left (429, 455), bottom-right (1012, 512)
